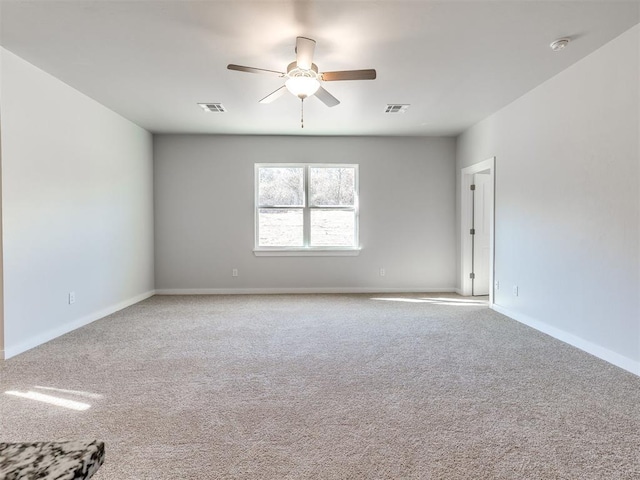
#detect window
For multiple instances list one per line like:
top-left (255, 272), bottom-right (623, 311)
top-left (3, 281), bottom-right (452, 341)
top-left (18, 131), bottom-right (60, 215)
top-left (255, 164), bottom-right (359, 255)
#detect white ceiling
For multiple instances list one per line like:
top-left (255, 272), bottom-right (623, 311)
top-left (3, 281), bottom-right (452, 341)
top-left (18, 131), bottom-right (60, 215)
top-left (1, 1), bottom-right (638, 136)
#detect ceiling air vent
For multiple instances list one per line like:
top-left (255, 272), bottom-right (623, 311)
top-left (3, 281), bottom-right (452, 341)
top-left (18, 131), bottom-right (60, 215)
top-left (198, 103), bottom-right (227, 113)
top-left (385, 104), bottom-right (410, 114)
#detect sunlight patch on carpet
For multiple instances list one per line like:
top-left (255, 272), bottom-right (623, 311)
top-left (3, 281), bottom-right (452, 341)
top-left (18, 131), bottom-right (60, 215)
top-left (33, 385), bottom-right (103, 400)
top-left (5, 390), bottom-right (91, 411)
top-left (370, 297), bottom-right (487, 306)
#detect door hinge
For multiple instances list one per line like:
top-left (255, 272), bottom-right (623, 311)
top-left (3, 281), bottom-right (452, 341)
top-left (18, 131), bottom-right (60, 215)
top-left (470, 184), bottom-right (476, 191)
top-left (470, 228), bottom-right (476, 235)
top-left (470, 272), bottom-right (475, 279)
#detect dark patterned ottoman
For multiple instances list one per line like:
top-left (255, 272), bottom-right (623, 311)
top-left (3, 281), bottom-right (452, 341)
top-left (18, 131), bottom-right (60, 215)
top-left (0, 440), bottom-right (104, 480)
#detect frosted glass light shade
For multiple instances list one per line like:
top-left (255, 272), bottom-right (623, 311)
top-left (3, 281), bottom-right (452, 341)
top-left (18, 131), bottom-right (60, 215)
top-left (285, 77), bottom-right (320, 98)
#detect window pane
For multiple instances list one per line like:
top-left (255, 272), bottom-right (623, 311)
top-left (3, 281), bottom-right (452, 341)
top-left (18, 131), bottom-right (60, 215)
top-left (309, 167), bottom-right (355, 206)
top-left (258, 209), bottom-right (303, 246)
top-left (258, 167), bottom-right (304, 207)
top-left (310, 210), bottom-right (355, 246)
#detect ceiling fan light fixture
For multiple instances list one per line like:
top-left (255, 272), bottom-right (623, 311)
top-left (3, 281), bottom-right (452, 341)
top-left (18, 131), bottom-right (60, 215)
top-left (285, 76), bottom-right (320, 99)
top-left (228, 37), bottom-right (374, 112)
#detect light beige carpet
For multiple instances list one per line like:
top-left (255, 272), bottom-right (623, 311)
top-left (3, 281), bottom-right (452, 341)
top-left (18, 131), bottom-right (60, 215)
top-left (1, 293), bottom-right (639, 479)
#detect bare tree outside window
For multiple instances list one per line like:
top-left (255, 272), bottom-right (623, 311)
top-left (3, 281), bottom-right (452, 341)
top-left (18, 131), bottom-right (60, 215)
top-left (309, 167), bottom-right (355, 206)
top-left (258, 167), bottom-right (304, 206)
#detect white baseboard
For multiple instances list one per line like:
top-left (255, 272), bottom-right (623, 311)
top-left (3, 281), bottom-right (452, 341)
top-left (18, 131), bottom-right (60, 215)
top-left (492, 304), bottom-right (640, 377)
top-left (3, 290), bottom-right (156, 360)
top-left (155, 287), bottom-right (456, 295)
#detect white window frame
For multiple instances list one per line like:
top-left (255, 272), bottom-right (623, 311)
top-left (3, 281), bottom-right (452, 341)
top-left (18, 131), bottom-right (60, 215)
top-left (254, 163), bottom-right (360, 256)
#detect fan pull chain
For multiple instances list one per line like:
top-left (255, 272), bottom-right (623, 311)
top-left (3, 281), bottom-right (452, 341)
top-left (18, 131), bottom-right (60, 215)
top-left (301, 98), bottom-right (304, 129)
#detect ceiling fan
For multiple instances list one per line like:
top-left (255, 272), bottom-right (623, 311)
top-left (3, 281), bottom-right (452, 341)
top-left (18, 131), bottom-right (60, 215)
top-left (227, 36), bottom-right (376, 127)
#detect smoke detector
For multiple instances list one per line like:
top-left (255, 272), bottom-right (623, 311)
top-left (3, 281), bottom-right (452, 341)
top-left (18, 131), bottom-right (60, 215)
top-left (550, 38), bottom-right (570, 52)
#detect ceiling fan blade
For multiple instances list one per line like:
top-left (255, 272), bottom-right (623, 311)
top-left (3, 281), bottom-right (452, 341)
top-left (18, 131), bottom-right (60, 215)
top-left (314, 86), bottom-right (340, 107)
top-left (321, 69), bottom-right (377, 81)
top-left (259, 85), bottom-right (287, 104)
top-left (295, 37), bottom-right (316, 70)
top-left (227, 64), bottom-right (285, 76)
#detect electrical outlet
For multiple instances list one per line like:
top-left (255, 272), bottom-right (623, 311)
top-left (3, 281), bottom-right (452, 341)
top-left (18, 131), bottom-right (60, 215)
top-left (232, 268), bottom-right (238, 277)
top-left (513, 285), bottom-right (518, 297)
top-left (495, 280), bottom-right (500, 290)
top-left (68, 291), bottom-right (76, 304)
top-left (379, 268), bottom-right (386, 277)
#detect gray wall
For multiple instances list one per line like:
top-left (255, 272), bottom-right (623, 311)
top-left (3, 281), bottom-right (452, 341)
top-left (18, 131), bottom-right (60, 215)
top-left (154, 135), bottom-right (456, 292)
top-left (0, 47), bottom-right (155, 358)
top-left (0, 73), bottom-right (4, 357)
top-left (456, 25), bottom-right (640, 373)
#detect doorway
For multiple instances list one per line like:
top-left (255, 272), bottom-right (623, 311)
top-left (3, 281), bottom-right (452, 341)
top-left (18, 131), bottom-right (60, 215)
top-left (460, 158), bottom-right (495, 304)
top-left (472, 171), bottom-right (491, 295)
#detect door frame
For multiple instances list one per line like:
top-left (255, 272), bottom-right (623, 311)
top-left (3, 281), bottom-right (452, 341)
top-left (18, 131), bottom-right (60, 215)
top-left (460, 157), bottom-right (495, 305)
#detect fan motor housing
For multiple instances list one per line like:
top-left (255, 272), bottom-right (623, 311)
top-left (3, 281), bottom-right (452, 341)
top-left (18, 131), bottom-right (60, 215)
top-left (287, 61), bottom-right (319, 79)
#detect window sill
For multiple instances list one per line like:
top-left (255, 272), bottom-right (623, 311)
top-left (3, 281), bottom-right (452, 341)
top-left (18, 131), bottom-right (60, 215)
top-left (254, 248), bottom-right (361, 257)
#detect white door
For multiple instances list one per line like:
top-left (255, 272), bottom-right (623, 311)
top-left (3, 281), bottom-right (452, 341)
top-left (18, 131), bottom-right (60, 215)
top-left (472, 172), bottom-right (492, 296)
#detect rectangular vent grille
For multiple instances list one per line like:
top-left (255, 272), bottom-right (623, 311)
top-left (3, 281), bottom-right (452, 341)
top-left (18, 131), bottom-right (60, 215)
top-left (198, 103), bottom-right (227, 113)
top-left (385, 104), bottom-right (410, 114)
